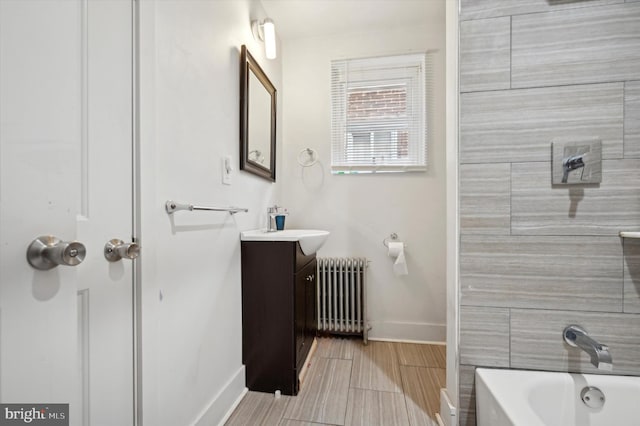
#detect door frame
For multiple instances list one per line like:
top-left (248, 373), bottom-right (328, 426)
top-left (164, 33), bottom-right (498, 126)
top-left (132, 1), bottom-right (142, 425)
top-left (443, 0), bottom-right (460, 425)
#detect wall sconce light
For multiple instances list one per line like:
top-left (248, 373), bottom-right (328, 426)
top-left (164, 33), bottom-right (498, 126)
top-left (252, 18), bottom-right (277, 59)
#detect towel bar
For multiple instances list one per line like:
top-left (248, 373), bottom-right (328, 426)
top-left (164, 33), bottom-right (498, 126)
top-left (165, 200), bottom-right (248, 215)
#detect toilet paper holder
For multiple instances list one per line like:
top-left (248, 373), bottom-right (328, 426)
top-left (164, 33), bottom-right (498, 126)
top-left (383, 233), bottom-right (407, 249)
top-left (383, 233), bottom-right (398, 248)
top-left (385, 233), bottom-right (409, 276)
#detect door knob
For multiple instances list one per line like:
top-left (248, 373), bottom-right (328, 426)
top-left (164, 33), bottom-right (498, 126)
top-left (27, 235), bottom-right (87, 270)
top-left (104, 239), bottom-right (140, 262)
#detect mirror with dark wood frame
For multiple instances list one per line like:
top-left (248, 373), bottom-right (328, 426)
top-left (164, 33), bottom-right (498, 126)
top-left (240, 45), bottom-right (277, 182)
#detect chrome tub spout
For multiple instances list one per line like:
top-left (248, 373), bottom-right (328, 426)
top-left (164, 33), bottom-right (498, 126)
top-left (564, 325), bottom-right (612, 371)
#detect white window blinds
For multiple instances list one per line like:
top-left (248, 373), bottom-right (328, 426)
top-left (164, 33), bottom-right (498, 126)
top-left (331, 53), bottom-right (428, 173)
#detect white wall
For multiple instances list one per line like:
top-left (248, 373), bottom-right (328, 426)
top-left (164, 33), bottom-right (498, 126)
top-left (279, 6), bottom-right (447, 342)
top-left (138, 1), bottom-right (283, 424)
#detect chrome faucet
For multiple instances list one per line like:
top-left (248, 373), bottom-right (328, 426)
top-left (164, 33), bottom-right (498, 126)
top-left (563, 325), bottom-right (612, 371)
top-left (266, 205), bottom-right (278, 232)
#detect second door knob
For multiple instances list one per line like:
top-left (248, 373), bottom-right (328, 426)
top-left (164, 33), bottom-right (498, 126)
top-left (104, 239), bottom-right (140, 262)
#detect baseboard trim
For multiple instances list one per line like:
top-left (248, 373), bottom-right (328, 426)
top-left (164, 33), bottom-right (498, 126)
top-left (369, 337), bottom-right (446, 345)
top-left (216, 386), bottom-right (248, 426)
top-left (191, 365), bottom-right (246, 426)
top-left (368, 320), bottom-right (446, 344)
top-left (439, 388), bottom-right (456, 426)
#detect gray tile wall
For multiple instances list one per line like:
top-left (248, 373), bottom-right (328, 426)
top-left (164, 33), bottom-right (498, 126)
top-left (460, 235), bottom-right (623, 312)
top-left (624, 238), bottom-right (640, 313)
top-left (626, 81), bottom-right (640, 158)
top-left (459, 1), bottom-right (640, 424)
top-left (457, 365), bottom-right (476, 426)
top-left (460, 83), bottom-right (624, 164)
top-left (510, 309), bottom-right (640, 375)
top-left (459, 306), bottom-right (509, 367)
top-left (511, 160), bottom-right (640, 235)
top-left (460, 0), bottom-right (624, 20)
top-left (459, 17), bottom-right (510, 93)
top-left (511, 3), bottom-right (640, 88)
top-left (460, 164), bottom-right (510, 234)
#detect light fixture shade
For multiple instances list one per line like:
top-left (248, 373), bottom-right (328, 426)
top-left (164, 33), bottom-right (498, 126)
top-left (263, 18), bottom-right (276, 59)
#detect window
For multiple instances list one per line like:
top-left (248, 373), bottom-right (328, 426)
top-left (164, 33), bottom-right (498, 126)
top-left (331, 53), bottom-right (428, 173)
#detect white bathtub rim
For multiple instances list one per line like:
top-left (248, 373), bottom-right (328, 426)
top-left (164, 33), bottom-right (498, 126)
top-left (475, 367), bottom-right (640, 426)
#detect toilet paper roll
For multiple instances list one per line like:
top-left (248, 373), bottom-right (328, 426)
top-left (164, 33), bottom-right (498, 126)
top-left (393, 251), bottom-right (409, 276)
top-left (387, 241), bottom-right (408, 276)
top-left (388, 242), bottom-right (405, 257)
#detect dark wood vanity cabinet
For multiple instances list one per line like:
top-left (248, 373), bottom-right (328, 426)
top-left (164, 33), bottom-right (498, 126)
top-left (241, 241), bottom-right (317, 395)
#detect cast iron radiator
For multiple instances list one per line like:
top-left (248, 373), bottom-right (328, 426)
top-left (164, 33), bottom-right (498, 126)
top-left (316, 257), bottom-right (369, 344)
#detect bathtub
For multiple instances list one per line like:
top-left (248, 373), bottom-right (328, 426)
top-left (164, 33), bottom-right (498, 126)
top-left (475, 368), bottom-right (640, 426)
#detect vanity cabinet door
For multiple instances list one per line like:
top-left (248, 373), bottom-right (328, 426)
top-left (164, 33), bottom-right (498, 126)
top-left (304, 262), bottom-right (317, 350)
top-left (241, 241), bottom-right (296, 395)
top-left (241, 240), bottom-right (317, 395)
top-left (295, 259), bottom-right (317, 373)
top-left (294, 265), bottom-right (307, 362)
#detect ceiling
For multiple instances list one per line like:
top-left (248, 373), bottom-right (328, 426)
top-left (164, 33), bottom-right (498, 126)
top-left (260, 0), bottom-right (436, 40)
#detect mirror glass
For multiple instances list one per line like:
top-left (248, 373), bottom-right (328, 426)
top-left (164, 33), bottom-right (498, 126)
top-left (240, 45), bottom-right (276, 181)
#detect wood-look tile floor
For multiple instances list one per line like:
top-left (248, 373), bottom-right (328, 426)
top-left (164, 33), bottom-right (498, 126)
top-left (226, 338), bottom-right (446, 426)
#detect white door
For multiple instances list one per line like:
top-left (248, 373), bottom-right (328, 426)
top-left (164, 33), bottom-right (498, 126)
top-left (0, 1), bottom-right (135, 425)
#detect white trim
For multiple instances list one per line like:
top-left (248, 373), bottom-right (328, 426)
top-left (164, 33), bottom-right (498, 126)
top-left (368, 320), bottom-right (446, 343)
top-left (369, 337), bottom-right (446, 346)
top-left (190, 365), bottom-right (247, 426)
top-left (137, 0), bottom-right (159, 424)
top-left (439, 388), bottom-right (457, 426)
top-left (131, 1), bottom-right (142, 425)
top-left (77, 290), bottom-right (90, 426)
top-left (444, 0), bottom-right (460, 425)
top-left (216, 388), bottom-right (249, 426)
top-left (80, 0), bottom-right (89, 219)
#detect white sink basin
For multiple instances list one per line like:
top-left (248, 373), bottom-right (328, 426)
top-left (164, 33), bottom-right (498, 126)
top-left (241, 229), bottom-right (330, 256)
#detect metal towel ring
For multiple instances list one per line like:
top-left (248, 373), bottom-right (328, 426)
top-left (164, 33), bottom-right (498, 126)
top-left (297, 148), bottom-right (318, 167)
